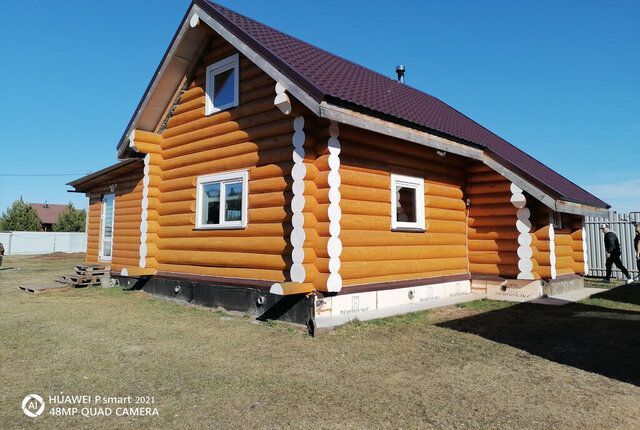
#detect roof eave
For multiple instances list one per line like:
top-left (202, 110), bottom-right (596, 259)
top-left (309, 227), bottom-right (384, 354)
top-left (67, 159), bottom-right (142, 193)
top-left (320, 101), bottom-right (608, 216)
top-left (319, 101), bottom-right (484, 160)
top-left (116, 2), bottom-right (206, 159)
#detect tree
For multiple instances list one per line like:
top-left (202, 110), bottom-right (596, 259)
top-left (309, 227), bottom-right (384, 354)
top-left (53, 203), bottom-right (86, 232)
top-left (0, 197), bottom-right (42, 231)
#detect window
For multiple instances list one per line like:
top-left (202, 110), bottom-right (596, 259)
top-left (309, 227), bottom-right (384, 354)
top-left (205, 54), bottom-right (239, 115)
top-left (391, 174), bottom-right (425, 231)
top-left (196, 170), bottom-right (248, 229)
top-left (100, 193), bottom-right (115, 261)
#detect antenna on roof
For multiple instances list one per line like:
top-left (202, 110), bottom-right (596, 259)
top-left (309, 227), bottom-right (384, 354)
top-left (395, 65), bottom-right (406, 83)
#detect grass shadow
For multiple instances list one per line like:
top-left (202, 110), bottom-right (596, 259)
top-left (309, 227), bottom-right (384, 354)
top-left (438, 289), bottom-right (640, 386)
top-left (589, 283), bottom-right (640, 307)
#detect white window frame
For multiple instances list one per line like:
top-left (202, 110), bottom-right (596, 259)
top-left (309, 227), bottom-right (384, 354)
top-left (391, 173), bottom-right (425, 231)
top-left (99, 193), bottom-right (115, 261)
top-left (205, 53), bottom-right (240, 115)
top-left (196, 170), bottom-right (248, 230)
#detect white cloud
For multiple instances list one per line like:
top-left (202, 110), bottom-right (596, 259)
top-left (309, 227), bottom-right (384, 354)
top-left (586, 179), bottom-right (640, 214)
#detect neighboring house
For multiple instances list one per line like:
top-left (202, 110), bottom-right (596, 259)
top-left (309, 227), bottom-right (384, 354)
top-left (68, 1), bottom-right (608, 329)
top-left (30, 203), bottom-right (67, 232)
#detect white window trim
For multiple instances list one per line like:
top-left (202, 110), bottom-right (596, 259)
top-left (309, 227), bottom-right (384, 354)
top-left (391, 173), bottom-right (425, 231)
top-left (99, 193), bottom-right (115, 261)
top-left (196, 170), bottom-right (248, 230)
top-left (205, 53), bottom-right (240, 115)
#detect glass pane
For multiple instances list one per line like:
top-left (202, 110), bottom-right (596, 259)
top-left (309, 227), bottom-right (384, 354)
top-left (225, 182), bottom-right (242, 222)
top-left (104, 199), bottom-right (113, 220)
top-left (103, 241), bottom-right (112, 257)
top-left (396, 186), bottom-right (416, 223)
top-left (214, 68), bottom-right (235, 108)
top-left (202, 183), bottom-right (220, 225)
top-left (103, 197), bottom-right (114, 240)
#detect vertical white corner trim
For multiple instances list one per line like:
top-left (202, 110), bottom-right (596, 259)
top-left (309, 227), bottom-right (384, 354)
top-left (582, 226), bottom-right (589, 275)
top-left (189, 12), bottom-right (199, 28)
top-left (549, 224), bottom-right (557, 279)
top-left (274, 81), bottom-right (292, 115)
top-left (511, 183), bottom-right (534, 280)
top-left (326, 121), bottom-right (342, 292)
top-left (139, 153), bottom-right (150, 268)
top-left (290, 116), bottom-right (306, 283)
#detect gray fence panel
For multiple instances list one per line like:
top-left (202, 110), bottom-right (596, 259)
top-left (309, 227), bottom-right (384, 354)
top-left (0, 231), bottom-right (87, 255)
top-left (585, 212), bottom-right (640, 279)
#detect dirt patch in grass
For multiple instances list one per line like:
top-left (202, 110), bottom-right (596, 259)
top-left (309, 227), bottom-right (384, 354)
top-left (127, 290), bottom-right (154, 300)
top-left (2, 255), bottom-right (639, 429)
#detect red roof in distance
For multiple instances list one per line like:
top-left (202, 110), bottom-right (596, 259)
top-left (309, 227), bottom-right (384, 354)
top-left (29, 203), bottom-right (67, 225)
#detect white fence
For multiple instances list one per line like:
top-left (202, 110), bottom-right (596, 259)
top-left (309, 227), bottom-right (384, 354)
top-left (0, 231), bottom-right (87, 255)
top-left (585, 212), bottom-right (640, 280)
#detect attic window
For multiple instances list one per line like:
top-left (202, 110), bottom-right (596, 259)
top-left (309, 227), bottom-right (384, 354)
top-left (205, 54), bottom-right (239, 115)
top-left (195, 170), bottom-right (248, 229)
top-left (390, 174), bottom-right (425, 231)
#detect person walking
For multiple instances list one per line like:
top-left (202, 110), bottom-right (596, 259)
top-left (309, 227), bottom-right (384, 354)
top-left (600, 223), bottom-right (633, 284)
top-left (0, 241), bottom-right (3, 267)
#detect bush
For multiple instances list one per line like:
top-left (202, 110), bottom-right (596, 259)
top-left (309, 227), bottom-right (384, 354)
top-left (0, 197), bottom-right (42, 231)
top-left (53, 203), bottom-right (86, 232)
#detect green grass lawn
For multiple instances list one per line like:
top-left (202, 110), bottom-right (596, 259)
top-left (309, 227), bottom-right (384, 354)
top-left (1, 254), bottom-right (640, 429)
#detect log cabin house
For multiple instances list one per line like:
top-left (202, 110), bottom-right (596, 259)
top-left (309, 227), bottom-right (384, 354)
top-left (69, 1), bottom-right (609, 332)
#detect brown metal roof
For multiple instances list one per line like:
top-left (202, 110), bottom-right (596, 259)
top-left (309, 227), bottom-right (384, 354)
top-left (114, 1), bottom-right (607, 209)
top-left (29, 203), bottom-right (67, 225)
top-left (194, 1), bottom-right (607, 209)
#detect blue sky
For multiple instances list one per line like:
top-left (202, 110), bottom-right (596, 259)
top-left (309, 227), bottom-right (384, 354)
top-left (1, 0), bottom-right (638, 215)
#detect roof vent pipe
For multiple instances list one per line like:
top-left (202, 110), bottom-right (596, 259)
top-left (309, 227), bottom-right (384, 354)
top-left (396, 65), bottom-right (405, 83)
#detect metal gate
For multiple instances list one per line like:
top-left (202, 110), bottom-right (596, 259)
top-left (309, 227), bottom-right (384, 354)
top-left (585, 212), bottom-right (640, 279)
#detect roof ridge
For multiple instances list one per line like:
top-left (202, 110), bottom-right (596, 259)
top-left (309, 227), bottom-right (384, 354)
top-left (202, 1), bottom-right (423, 95)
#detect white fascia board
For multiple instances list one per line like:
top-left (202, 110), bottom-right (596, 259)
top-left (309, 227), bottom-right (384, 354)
top-left (554, 201), bottom-right (609, 217)
top-left (319, 103), bottom-right (606, 217)
top-left (318, 102), bottom-right (484, 160)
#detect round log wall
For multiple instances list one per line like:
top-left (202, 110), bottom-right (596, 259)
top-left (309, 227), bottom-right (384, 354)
top-left (85, 199), bottom-right (101, 264)
top-left (86, 169), bottom-right (145, 272)
top-left (466, 163), bottom-right (519, 277)
top-left (334, 124), bottom-right (469, 287)
top-left (148, 40), bottom-right (293, 282)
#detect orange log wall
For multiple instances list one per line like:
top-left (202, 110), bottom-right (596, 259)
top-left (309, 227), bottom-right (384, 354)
top-left (466, 163), bottom-right (519, 277)
top-left (86, 200), bottom-right (101, 264)
top-left (555, 214), bottom-right (585, 275)
top-left (334, 125), bottom-right (469, 287)
top-left (147, 37), bottom-right (293, 281)
top-left (526, 195), bottom-right (585, 279)
top-left (85, 170), bottom-right (144, 272)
